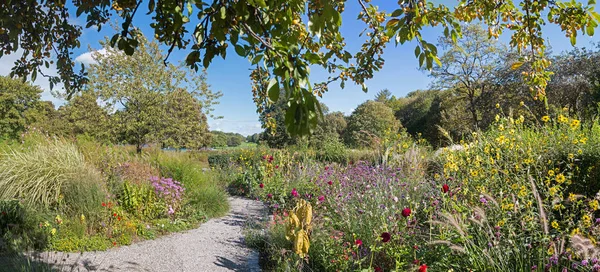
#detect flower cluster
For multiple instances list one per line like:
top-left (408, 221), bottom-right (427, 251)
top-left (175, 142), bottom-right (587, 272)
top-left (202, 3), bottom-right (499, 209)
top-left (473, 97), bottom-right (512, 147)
top-left (150, 176), bottom-right (185, 215)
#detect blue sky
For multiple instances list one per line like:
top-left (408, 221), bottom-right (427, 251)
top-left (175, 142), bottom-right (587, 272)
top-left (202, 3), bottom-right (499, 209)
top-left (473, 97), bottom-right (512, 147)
top-left (1, 1), bottom-right (597, 135)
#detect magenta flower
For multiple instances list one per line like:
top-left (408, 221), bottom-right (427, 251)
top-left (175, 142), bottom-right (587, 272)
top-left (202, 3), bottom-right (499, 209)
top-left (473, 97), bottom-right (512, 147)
top-left (291, 188), bottom-right (299, 197)
top-left (259, 183), bottom-right (264, 188)
top-left (318, 195), bottom-right (325, 202)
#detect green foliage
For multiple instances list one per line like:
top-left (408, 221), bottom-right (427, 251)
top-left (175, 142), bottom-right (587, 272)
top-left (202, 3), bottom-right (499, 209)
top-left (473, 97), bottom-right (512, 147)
top-left (120, 182), bottom-right (164, 220)
top-left (0, 138), bottom-right (105, 213)
top-left (155, 153), bottom-right (229, 218)
top-left (0, 200), bottom-right (49, 252)
top-left (315, 139), bottom-right (348, 164)
top-left (0, 76), bottom-right (43, 140)
top-left (208, 153), bottom-right (233, 168)
top-left (430, 24), bottom-right (503, 129)
top-left (88, 34), bottom-right (220, 153)
top-left (57, 91), bottom-right (114, 143)
top-left (344, 101), bottom-right (400, 148)
top-left (4, 0), bottom-right (599, 135)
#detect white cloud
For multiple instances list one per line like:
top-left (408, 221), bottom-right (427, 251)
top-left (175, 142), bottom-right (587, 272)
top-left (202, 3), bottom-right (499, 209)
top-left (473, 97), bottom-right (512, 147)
top-left (0, 50), bottom-right (65, 107)
top-left (74, 48), bottom-right (108, 65)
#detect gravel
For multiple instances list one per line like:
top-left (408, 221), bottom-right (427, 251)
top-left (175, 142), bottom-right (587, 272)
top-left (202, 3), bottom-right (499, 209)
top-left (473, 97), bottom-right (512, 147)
top-left (32, 197), bottom-right (265, 272)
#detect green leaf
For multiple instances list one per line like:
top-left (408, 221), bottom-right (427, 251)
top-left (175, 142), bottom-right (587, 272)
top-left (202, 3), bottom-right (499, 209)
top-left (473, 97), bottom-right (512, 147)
top-left (234, 45), bottom-right (246, 57)
top-left (391, 9), bottom-right (403, 17)
top-left (414, 46), bottom-right (421, 58)
top-left (219, 6), bottom-right (226, 20)
top-left (267, 78), bottom-right (280, 102)
top-left (570, 34), bottom-right (576, 46)
top-left (433, 55), bottom-right (442, 67)
top-left (587, 25), bottom-right (595, 36)
top-left (386, 19), bottom-right (400, 28)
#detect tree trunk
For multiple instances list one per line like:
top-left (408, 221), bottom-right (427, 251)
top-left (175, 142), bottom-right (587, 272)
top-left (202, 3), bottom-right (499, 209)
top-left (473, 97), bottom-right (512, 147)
top-left (136, 143), bottom-right (142, 154)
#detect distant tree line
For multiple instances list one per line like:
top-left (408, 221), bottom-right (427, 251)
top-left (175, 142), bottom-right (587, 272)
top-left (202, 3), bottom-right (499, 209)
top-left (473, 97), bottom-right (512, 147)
top-left (1, 34), bottom-right (222, 153)
top-left (255, 25), bottom-right (600, 149)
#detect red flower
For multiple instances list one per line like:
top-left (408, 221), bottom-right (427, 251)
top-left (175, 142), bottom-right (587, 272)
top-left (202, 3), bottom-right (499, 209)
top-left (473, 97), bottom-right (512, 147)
top-left (380, 232), bottom-right (391, 243)
top-left (374, 267), bottom-right (383, 272)
top-left (112, 241), bottom-right (117, 246)
top-left (355, 239), bottom-right (363, 247)
top-left (401, 207), bottom-right (411, 218)
top-left (318, 195), bottom-right (325, 202)
top-left (118, 217), bottom-right (121, 221)
top-left (113, 213), bottom-right (117, 217)
top-left (267, 193), bottom-right (273, 199)
top-left (275, 165), bottom-right (279, 169)
top-left (291, 188), bottom-right (299, 197)
top-left (102, 202), bottom-right (106, 207)
top-left (442, 184), bottom-right (449, 193)
top-left (259, 183), bottom-right (264, 188)
top-left (419, 264), bottom-right (428, 272)
top-left (327, 181), bottom-right (333, 185)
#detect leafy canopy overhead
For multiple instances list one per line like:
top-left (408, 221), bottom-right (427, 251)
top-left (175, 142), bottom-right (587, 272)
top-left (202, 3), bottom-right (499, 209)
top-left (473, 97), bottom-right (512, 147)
top-left (1, 0), bottom-right (599, 135)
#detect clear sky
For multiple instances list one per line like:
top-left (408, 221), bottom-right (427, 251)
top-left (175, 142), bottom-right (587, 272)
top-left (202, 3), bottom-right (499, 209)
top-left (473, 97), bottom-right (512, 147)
top-left (0, 1), bottom-right (597, 136)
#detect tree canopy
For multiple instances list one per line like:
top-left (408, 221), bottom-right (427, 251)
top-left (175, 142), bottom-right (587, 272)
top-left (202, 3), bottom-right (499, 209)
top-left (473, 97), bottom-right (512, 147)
top-left (1, 0), bottom-right (599, 136)
top-left (0, 76), bottom-right (43, 140)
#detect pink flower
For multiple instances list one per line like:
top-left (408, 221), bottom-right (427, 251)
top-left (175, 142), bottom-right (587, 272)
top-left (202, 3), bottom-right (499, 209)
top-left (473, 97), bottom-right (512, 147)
top-left (267, 193), bottom-right (273, 199)
top-left (259, 183), bottom-right (264, 188)
top-left (401, 207), bottom-right (411, 218)
top-left (355, 239), bottom-right (362, 247)
top-left (318, 195), bottom-right (325, 202)
top-left (442, 184), bottom-right (449, 193)
top-left (291, 188), bottom-right (299, 197)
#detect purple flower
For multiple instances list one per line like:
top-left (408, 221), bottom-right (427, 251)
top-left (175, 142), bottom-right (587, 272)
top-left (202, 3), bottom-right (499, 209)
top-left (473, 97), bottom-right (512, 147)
top-left (583, 260), bottom-right (590, 266)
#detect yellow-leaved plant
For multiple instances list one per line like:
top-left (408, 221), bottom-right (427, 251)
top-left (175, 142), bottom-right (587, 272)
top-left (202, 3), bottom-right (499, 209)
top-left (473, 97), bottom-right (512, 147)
top-left (285, 199), bottom-right (312, 257)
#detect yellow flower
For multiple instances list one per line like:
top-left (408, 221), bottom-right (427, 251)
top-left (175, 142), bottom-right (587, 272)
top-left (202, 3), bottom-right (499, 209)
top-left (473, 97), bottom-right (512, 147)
top-left (590, 200), bottom-right (599, 211)
top-left (520, 101), bottom-right (525, 107)
top-left (51, 228), bottom-right (57, 236)
top-left (548, 170), bottom-right (555, 177)
top-left (495, 103), bottom-right (500, 108)
top-left (568, 193), bottom-right (577, 202)
top-left (80, 214), bottom-right (86, 222)
top-left (549, 186), bottom-right (558, 196)
top-left (558, 114), bottom-right (568, 123)
top-left (570, 119), bottom-right (580, 129)
top-left (568, 153), bottom-right (574, 160)
top-left (556, 174), bottom-right (566, 184)
top-left (551, 220), bottom-right (559, 229)
top-left (470, 169), bottom-right (478, 177)
top-left (571, 228), bottom-right (581, 235)
top-left (541, 115), bottom-right (550, 122)
top-left (582, 215), bottom-right (592, 228)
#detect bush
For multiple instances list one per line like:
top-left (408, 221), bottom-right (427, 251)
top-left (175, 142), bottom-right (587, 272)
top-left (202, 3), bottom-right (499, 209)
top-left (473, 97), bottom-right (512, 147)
top-left (155, 153), bottom-right (229, 218)
top-left (0, 200), bottom-right (49, 252)
top-left (207, 152), bottom-right (233, 168)
top-left (315, 140), bottom-right (348, 164)
top-left (0, 139), bottom-right (106, 216)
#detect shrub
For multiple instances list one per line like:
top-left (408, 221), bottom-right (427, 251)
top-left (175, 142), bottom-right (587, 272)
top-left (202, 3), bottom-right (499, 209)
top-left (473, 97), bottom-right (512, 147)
top-left (208, 152), bottom-right (233, 168)
top-left (155, 153), bottom-right (229, 218)
top-left (0, 200), bottom-right (49, 252)
top-left (315, 140), bottom-right (348, 164)
top-left (0, 140), bottom-right (106, 216)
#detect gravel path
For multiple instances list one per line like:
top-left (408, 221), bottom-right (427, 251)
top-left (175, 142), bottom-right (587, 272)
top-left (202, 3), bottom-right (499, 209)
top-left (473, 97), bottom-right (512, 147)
top-left (31, 197), bottom-right (265, 272)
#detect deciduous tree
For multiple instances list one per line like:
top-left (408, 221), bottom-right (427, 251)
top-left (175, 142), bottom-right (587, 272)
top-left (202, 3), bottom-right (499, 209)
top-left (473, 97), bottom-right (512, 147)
top-left (2, 0), bottom-right (597, 136)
